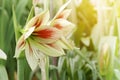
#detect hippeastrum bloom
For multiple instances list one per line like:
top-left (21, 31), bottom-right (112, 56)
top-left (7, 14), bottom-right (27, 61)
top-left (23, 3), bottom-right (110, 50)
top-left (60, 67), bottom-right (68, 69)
top-left (15, 0), bottom-right (75, 70)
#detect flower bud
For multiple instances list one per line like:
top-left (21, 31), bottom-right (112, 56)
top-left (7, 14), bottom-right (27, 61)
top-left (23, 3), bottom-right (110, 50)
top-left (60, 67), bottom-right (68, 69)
top-left (98, 43), bottom-right (111, 75)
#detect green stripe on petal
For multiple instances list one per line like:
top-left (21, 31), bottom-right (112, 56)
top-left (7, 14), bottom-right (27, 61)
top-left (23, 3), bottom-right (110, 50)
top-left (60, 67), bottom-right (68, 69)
top-left (55, 40), bottom-right (71, 49)
top-left (60, 37), bottom-right (73, 50)
top-left (30, 39), bottom-right (65, 57)
top-left (47, 42), bottom-right (65, 53)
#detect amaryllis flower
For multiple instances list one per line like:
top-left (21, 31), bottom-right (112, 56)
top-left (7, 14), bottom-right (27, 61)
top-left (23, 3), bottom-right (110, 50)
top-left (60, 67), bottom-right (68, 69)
top-left (15, 0), bottom-right (75, 70)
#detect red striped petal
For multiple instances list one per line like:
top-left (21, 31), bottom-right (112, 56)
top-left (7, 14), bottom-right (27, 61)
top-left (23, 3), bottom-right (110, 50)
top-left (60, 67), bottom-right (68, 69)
top-left (15, 36), bottom-right (25, 58)
top-left (56, 14), bottom-right (64, 19)
top-left (34, 29), bottom-right (54, 38)
top-left (25, 11), bottom-right (50, 31)
top-left (33, 27), bottom-right (62, 39)
top-left (33, 18), bottom-right (42, 28)
top-left (17, 36), bottom-right (25, 49)
top-left (28, 42), bottom-right (33, 54)
top-left (52, 19), bottom-right (75, 37)
top-left (54, 23), bottom-right (63, 29)
top-left (56, 9), bottom-right (72, 19)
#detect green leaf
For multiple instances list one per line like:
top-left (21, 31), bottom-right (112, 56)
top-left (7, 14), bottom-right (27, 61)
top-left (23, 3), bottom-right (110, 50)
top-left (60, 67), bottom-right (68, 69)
top-left (0, 0), bottom-right (5, 49)
top-left (60, 71), bottom-right (67, 80)
top-left (38, 56), bottom-right (49, 80)
top-left (58, 57), bottom-right (66, 73)
top-left (12, 6), bottom-right (21, 41)
top-left (17, 57), bottom-right (31, 80)
top-left (0, 65), bottom-right (8, 80)
top-left (16, 0), bottom-right (28, 22)
top-left (0, 50), bottom-right (7, 80)
top-left (26, 7), bottom-right (34, 24)
top-left (49, 65), bottom-right (57, 70)
top-left (114, 69), bottom-right (120, 80)
top-left (77, 70), bottom-right (86, 80)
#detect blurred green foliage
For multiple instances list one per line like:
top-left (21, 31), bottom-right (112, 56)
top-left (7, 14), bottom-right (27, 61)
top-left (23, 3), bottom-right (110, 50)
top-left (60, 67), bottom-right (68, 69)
top-left (0, 0), bottom-right (32, 80)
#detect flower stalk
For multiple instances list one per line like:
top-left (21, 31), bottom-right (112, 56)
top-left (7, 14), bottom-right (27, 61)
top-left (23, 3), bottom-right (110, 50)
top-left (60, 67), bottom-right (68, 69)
top-left (13, 6), bottom-right (31, 80)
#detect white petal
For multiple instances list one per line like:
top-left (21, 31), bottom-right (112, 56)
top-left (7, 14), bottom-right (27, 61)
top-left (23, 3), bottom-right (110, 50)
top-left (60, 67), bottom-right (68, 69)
top-left (47, 42), bottom-right (65, 53)
top-left (35, 11), bottom-right (50, 31)
top-left (27, 41), bottom-right (48, 72)
top-left (53, 0), bottom-right (71, 19)
top-left (53, 19), bottom-right (75, 38)
top-left (32, 48), bottom-right (47, 69)
top-left (59, 9), bottom-right (72, 19)
top-left (25, 42), bottom-right (38, 71)
top-left (0, 49), bottom-right (7, 60)
top-left (24, 27), bottom-right (35, 39)
top-left (25, 11), bottom-right (50, 31)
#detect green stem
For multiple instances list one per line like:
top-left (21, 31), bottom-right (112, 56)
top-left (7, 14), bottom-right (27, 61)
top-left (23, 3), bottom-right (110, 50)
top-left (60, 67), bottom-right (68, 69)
top-left (17, 58), bottom-right (25, 80)
top-left (74, 48), bottom-right (91, 64)
top-left (13, 5), bottom-right (28, 80)
top-left (17, 57), bottom-right (31, 80)
top-left (0, 64), bottom-right (8, 80)
top-left (45, 57), bottom-right (49, 80)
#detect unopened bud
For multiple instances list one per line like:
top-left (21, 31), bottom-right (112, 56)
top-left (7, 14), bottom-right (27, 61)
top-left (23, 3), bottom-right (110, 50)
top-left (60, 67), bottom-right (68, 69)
top-left (98, 43), bottom-right (111, 75)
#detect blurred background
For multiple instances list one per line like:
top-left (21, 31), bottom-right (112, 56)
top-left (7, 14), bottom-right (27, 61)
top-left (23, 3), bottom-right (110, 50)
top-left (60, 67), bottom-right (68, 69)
top-left (0, 0), bottom-right (120, 80)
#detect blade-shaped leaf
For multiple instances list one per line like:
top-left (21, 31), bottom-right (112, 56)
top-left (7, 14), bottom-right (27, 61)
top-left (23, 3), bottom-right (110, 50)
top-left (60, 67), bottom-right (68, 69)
top-left (0, 65), bottom-right (8, 80)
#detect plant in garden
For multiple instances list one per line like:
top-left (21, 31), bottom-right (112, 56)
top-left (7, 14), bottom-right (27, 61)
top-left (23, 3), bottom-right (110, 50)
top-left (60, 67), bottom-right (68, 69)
top-left (0, 0), bottom-right (120, 80)
top-left (14, 0), bottom-right (74, 80)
